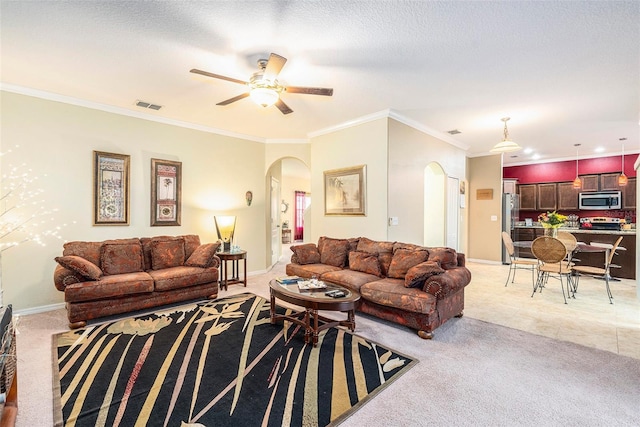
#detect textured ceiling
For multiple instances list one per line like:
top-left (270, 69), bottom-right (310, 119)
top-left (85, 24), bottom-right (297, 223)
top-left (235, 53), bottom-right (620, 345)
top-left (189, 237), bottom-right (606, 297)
top-left (1, 1), bottom-right (638, 165)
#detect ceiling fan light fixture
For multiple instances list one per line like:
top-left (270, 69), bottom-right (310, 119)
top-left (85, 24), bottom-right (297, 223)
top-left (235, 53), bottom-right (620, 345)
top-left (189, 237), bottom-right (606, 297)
top-left (490, 117), bottom-right (522, 153)
top-left (250, 87), bottom-right (279, 107)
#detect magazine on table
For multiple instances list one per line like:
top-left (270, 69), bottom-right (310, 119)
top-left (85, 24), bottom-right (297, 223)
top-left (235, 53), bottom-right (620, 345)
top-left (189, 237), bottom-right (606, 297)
top-left (276, 276), bottom-right (300, 285)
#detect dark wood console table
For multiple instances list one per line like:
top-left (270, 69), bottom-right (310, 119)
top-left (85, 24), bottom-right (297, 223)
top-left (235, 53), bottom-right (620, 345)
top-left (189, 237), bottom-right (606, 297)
top-left (217, 250), bottom-right (247, 291)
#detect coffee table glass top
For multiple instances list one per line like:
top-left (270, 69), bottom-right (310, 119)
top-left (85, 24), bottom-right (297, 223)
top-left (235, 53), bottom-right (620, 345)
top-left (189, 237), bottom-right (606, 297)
top-left (269, 279), bottom-right (357, 301)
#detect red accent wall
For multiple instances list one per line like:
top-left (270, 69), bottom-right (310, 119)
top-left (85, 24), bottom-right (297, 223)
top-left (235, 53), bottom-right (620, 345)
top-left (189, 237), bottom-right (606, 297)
top-left (503, 154), bottom-right (638, 184)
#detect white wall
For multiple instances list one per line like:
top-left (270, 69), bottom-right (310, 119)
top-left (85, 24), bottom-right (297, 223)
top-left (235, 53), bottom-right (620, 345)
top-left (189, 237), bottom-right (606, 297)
top-left (1, 91), bottom-right (268, 311)
top-left (387, 119), bottom-right (468, 251)
top-left (310, 118), bottom-right (389, 241)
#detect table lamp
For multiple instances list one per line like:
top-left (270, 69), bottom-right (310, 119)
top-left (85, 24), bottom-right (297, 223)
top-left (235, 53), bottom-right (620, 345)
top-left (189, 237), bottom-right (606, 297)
top-left (214, 216), bottom-right (236, 252)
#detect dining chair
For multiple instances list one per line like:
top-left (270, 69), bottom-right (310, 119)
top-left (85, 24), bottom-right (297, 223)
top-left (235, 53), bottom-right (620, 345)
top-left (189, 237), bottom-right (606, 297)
top-left (556, 231), bottom-right (579, 264)
top-left (501, 231), bottom-right (538, 288)
top-left (530, 236), bottom-right (573, 304)
top-left (571, 236), bottom-right (623, 304)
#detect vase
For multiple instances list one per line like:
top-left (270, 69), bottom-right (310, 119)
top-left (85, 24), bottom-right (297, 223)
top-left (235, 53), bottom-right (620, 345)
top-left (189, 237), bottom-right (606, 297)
top-left (544, 227), bottom-right (558, 238)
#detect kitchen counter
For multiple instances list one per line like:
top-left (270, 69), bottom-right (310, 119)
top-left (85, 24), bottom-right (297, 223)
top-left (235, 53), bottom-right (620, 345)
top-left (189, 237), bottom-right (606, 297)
top-left (513, 225), bottom-right (636, 236)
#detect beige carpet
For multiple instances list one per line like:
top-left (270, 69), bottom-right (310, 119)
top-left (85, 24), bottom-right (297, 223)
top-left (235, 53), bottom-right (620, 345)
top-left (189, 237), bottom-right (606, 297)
top-left (14, 253), bottom-right (640, 426)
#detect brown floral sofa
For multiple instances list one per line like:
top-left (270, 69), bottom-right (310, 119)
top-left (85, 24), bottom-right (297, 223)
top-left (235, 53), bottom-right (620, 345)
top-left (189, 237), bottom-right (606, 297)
top-left (286, 236), bottom-right (472, 339)
top-left (54, 235), bottom-right (220, 328)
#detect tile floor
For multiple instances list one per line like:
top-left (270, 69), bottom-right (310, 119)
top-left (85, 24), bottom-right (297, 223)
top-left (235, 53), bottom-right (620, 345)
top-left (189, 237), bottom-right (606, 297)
top-left (464, 260), bottom-right (640, 359)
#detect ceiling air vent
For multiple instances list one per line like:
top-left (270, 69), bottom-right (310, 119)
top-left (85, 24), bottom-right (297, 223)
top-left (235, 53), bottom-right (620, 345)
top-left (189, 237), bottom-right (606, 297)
top-left (447, 129), bottom-right (461, 135)
top-left (136, 100), bottom-right (162, 110)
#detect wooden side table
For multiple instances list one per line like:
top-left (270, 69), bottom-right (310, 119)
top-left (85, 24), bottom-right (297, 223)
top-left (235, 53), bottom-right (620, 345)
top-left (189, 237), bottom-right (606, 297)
top-left (217, 250), bottom-right (247, 291)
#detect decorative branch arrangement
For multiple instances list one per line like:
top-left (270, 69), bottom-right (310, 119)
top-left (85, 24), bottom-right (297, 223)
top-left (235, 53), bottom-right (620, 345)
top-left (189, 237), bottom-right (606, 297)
top-left (1, 147), bottom-right (70, 252)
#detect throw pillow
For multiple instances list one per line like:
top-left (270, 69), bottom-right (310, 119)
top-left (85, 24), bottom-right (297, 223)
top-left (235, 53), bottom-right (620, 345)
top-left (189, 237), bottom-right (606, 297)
top-left (290, 244), bottom-right (321, 265)
top-left (386, 248), bottom-right (429, 279)
top-left (185, 242), bottom-right (220, 268)
top-left (55, 255), bottom-right (103, 280)
top-left (427, 247), bottom-right (458, 269)
top-left (404, 261), bottom-right (445, 288)
top-left (349, 251), bottom-right (383, 277)
top-left (318, 237), bottom-right (349, 268)
top-left (151, 238), bottom-right (186, 270)
top-left (356, 237), bottom-right (394, 254)
top-left (100, 242), bottom-right (144, 275)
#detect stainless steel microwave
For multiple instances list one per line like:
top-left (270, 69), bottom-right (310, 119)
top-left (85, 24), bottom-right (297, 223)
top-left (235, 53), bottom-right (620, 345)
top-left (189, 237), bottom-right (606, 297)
top-left (578, 191), bottom-right (622, 210)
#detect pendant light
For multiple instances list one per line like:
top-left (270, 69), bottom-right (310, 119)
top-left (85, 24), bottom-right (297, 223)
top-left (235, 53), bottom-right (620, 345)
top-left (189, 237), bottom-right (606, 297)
top-left (572, 143), bottom-right (582, 189)
top-left (618, 138), bottom-right (628, 186)
top-left (490, 117), bottom-right (522, 153)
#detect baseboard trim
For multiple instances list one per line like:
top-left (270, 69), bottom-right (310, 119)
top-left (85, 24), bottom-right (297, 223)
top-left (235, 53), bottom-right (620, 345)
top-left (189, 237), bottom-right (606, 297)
top-left (467, 258), bottom-right (504, 265)
top-left (14, 302), bottom-right (66, 316)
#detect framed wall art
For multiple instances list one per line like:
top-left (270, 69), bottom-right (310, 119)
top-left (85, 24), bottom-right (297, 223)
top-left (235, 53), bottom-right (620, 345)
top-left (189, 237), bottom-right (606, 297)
top-left (151, 158), bottom-right (182, 226)
top-left (93, 151), bottom-right (130, 225)
top-left (324, 165), bottom-right (366, 216)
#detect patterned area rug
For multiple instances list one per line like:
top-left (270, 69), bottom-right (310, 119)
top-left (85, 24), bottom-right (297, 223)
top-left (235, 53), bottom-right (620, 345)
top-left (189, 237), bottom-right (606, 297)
top-left (52, 293), bottom-right (416, 426)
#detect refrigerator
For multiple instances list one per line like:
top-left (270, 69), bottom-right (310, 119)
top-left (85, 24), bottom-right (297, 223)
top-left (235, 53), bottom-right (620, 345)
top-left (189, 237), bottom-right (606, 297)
top-left (502, 193), bottom-right (519, 264)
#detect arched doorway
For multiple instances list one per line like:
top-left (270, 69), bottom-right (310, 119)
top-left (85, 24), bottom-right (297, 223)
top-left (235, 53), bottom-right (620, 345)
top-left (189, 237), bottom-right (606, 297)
top-left (424, 162), bottom-right (446, 246)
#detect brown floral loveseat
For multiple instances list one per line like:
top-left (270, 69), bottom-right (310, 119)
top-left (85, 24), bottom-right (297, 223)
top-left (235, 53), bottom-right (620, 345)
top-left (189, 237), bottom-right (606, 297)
top-left (54, 235), bottom-right (220, 328)
top-left (286, 236), bottom-right (472, 339)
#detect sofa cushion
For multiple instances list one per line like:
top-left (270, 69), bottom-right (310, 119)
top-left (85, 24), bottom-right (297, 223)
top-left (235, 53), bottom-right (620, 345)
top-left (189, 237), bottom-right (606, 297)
top-left (181, 234), bottom-right (202, 260)
top-left (151, 238), bottom-right (186, 270)
top-left (404, 261), bottom-right (444, 288)
top-left (356, 237), bottom-right (394, 254)
top-left (318, 237), bottom-right (349, 268)
top-left (320, 269), bottom-right (380, 292)
top-left (141, 235), bottom-right (178, 270)
top-left (387, 248), bottom-right (429, 279)
top-left (360, 278), bottom-right (437, 314)
top-left (55, 256), bottom-right (103, 280)
top-left (149, 266), bottom-right (218, 291)
top-left (393, 242), bottom-right (427, 253)
top-left (348, 251), bottom-right (382, 277)
top-left (185, 242), bottom-right (220, 268)
top-left (285, 263), bottom-right (342, 279)
top-left (64, 272), bottom-right (153, 303)
top-left (290, 243), bottom-right (321, 265)
top-left (100, 240), bottom-right (144, 275)
top-left (427, 247), bottom-right (458, 269)
top-left (63, 241), bottom-right (103, 268)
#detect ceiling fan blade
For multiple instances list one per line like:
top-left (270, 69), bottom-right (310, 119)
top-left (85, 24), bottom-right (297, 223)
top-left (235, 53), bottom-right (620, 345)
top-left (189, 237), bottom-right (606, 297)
top-left (275, 98), bottom-right (293, 115)
top-left (263, 53), bottom-right (287, 82)
top-left (216, 92), bottom-right (250, 106)
top-left (190, 69), bottom-right (248, 85)
top-left (285, 86), bottom-right (334, 96)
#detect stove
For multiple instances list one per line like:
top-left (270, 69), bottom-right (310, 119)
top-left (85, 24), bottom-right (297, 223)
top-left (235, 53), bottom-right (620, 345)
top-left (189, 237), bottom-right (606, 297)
top-left (579, 217), bottom-right (622, 231)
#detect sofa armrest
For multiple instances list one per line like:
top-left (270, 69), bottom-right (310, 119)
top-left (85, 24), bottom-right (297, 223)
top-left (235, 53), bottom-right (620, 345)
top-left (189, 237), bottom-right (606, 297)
top-left (53, 265), bottom-right (83, 291)
top-left (423, 266), bottom-right (471, 300)
top-left (210, 254), bottom-right (220, 269)
top-left (456, 252), bottom-right (466, 267)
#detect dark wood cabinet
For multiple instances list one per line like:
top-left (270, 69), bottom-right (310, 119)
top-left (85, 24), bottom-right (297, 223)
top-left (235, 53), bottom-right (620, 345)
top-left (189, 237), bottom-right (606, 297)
top-left (518, 184), bottom-right (537, 210)
top-left (622, 178), bottom-right (636, 209)
top-left (557, 182), bottom-right (579, 210)
top-left (580, 175), bottom-right (599, 192)
top-left (537, 183), bottom-right (557, 211)
top-left (600, 173), bottom-right (621, 191)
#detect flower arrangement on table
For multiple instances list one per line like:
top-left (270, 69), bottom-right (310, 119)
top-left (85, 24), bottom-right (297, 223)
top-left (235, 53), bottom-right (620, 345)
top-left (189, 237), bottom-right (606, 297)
top-left (538, 211), bottom-right (567, 236)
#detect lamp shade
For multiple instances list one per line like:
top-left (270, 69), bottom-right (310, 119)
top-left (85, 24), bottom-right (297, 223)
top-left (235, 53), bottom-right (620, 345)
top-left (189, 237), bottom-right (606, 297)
top-left (490, 139), bottom-right (522, 153)
top-left (250, 87), bottom-right (279, 107)
top-left (214, 216), bottom-right (236, 251)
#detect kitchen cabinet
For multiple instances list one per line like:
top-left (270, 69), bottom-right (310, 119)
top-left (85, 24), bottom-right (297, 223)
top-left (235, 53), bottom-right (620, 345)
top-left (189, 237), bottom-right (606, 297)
top-left (503, 179), bottom-right (518, 194)
top-left (600, 173), bottom-right (621, 191)
top-left (557, 182), bottom-right (579, 210)
top-left (580, 175), bottom-right (599, 192)
top-left (622, 178), bottom-right (636, 209)
top-left (518, 184), bottom-right (537, 211)
top-left (537, 183), bottom-right (557, 211)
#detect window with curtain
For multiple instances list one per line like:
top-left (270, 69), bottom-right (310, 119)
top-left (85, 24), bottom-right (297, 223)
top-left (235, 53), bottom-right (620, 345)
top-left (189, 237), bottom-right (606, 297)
top-left (294, 191), bottom-right (306, 241)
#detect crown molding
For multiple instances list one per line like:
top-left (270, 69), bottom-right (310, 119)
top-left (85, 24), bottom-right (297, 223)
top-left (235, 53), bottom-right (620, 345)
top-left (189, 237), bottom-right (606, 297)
top-left (0, 83), bottom-right (266, 143)
top-left (307, 109), bottom-right (391, 138)
top-left (264, 138), bottom-right (310, 144)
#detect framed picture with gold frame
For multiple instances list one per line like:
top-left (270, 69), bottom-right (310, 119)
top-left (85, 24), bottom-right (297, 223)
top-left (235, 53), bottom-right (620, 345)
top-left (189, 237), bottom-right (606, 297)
top-left (151, 158), bottom-right (182, 226)
top-left (324, 165), bottom-right (366, 216)
top-left (93, 151), bottom-right (130, 225)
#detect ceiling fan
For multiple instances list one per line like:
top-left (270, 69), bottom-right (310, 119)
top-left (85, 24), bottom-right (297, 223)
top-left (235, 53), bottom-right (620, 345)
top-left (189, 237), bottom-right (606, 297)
top-left (190, 53), bottom-right (333, 115)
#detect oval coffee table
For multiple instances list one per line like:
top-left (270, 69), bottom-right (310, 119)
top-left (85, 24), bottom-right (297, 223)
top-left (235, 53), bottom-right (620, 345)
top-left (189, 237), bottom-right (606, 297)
top-left (268, 279), bottom-right (360, 347)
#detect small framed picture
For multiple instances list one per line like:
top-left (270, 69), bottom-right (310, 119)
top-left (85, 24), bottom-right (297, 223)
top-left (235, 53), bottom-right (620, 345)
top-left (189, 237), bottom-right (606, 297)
top-left (93, 151), bottom-right (130, 225)
top-left (151, 158), bottom-right (182, 226)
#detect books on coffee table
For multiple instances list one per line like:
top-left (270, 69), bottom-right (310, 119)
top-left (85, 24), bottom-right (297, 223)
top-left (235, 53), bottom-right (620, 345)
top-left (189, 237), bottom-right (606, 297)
top-left (276, 276), bottom-right (300, 285)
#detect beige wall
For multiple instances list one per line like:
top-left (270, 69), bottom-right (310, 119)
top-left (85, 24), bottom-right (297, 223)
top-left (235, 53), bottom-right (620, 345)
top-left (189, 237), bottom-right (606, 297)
top-left (310, 118), bottom-right (389, 241)
top-left (467, 154), bottom-right (503, 262)
top-left (1, 91), bottom-right (269, 311)
top-left (387, 119), bottom-right (468, 252)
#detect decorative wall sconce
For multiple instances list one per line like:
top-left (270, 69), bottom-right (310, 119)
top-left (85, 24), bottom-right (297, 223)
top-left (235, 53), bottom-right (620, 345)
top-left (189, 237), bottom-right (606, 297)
top-left (246, 191), bottom-right (253, 206)
top-left (214, 216), bottom-right (236, 252)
